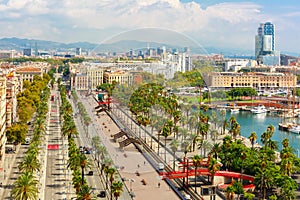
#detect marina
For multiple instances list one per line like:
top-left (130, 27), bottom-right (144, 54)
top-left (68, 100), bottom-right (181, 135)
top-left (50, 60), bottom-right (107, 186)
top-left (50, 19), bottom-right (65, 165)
top-left (220, 109), bottom-right (300, 155)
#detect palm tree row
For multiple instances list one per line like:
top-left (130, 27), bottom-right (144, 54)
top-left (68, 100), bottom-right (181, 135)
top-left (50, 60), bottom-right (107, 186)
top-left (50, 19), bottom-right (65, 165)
top-left (122, 81), bottom-right (300, 199)
top-left (60, 85), bottom-right (94, 199)
top-left (61, 86), bottom-right (124, 200)
top-left (129, 83), bottom-right (183, 162)
top-left (91, 135), bottom-right (124, 200)
top-left (11, 74), bottom-right (51, 200)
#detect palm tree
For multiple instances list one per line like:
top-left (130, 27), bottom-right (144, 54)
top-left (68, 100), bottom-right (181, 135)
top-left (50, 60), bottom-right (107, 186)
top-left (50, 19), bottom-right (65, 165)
top-left (62, 119), bottom-right (78, 139)
top-left (200, 140), bottom-right (212, 157)
top-left (111, 180), bottom-right (124, 200)
top-left (222, 119), bottom-right (229, 135)
top-left (229, 121), bottom-right (240, 140)
top-left (208, 157), bottom-right (220, 185)
top-left (209, 143), bottom-right (221, 160)
top-left (108, 167), bottom-right (117, 198)
top-left (77, 184), bottom-right (92, 200)
top-left (95, 145), bottom-right (107, 167)
top-left (19, 153), bottom-right (41, 173)
top-left (210, 129), bottom-right (219, 144)
top-left (68, 152), bottom-right (91, 185)
top-left (170, 138), bottom-right (180, 170)
top-left (248, 131), bottom-right (257, 149)
top-left (161, 119), bottom-right (173, 162)
top-left (79, 154), bottom-right (91, 185)
top-left (72, 170), bottom-right (85, 194)
top-left (225, 185), bottom-right (235, 200)
top-left (101, 158), bottom-right (112, 175)
top-left (192, 154), bottom-right (203, 193)
top-left (178, 127), bottom-right (189, 142)
top-left (191, 133), bottom-right (201, 152)
top-left (11, 171), bottom-right (39, 200)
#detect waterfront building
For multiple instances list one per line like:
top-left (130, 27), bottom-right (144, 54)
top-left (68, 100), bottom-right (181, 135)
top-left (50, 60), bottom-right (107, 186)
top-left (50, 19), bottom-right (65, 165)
top-left (203, 72), bottom-right (297, 90)
top-left (221, 58), bottom-right (254, 72)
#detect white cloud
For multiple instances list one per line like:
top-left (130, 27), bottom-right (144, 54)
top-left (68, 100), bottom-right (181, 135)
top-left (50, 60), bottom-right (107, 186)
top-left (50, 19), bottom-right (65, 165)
top-left (0, 0), bottom-right (298, 52)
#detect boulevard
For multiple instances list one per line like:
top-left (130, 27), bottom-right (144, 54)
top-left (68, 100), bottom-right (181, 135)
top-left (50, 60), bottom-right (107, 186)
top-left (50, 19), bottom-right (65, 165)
top-left (1, 79), bottom-right (299, 199)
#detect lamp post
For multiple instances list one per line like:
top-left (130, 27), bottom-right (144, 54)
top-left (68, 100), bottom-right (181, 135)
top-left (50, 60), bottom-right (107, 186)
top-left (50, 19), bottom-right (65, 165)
top-left (128, 179), bottom-right (134, 192)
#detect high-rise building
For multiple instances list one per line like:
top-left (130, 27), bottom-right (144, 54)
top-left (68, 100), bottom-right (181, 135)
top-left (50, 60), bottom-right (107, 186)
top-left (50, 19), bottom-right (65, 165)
top-left (76, 48), bottom-right (82, 56)
top-left (255, 22), bottom-right (278, 65)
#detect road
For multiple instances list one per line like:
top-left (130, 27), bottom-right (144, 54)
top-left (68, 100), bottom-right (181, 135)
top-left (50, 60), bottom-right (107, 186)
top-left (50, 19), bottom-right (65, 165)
top-left (0, 142), bottom-right (29, 199)
top-left (42, 87), bottom-right (73, 200)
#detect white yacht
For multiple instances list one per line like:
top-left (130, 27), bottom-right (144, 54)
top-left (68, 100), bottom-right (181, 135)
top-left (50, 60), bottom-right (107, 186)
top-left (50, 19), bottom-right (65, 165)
top-left (288, 125), bottom-right (300, 134)
top-left (251, 104), bottom-right (267, 114)
top-left (230, 108), bottom-right (239, 113)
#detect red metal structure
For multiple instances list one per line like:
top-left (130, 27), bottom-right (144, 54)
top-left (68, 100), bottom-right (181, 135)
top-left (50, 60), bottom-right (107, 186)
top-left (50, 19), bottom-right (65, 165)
top-left (160, 157), bottom-right (255, 190)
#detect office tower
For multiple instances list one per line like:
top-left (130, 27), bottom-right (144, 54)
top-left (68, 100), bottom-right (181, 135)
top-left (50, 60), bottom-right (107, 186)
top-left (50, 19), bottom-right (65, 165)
top-left (76, 48), bottom-right (82, 56)
top-left (23, 48), bottom-right (32, 56)
top-left (255, 22), bottom-right (278, 65)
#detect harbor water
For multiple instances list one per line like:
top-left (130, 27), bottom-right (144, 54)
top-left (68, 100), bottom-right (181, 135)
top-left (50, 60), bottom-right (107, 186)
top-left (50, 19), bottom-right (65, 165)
top-left (227, 110), bottom-right (300, 157)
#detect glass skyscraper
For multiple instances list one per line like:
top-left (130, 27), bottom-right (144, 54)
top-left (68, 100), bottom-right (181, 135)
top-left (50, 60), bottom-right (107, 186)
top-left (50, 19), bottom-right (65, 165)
top-left (255, 22), bottom-right (279, 65)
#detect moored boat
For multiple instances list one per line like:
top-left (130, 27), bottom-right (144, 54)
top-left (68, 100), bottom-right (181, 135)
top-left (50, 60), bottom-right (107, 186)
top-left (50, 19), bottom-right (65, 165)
top-left (251, 104), bottom-right (267, 114)
top-left (288, 125), bottom-right (300, 134)
top-left (230, 108), bottom-right (239, 113)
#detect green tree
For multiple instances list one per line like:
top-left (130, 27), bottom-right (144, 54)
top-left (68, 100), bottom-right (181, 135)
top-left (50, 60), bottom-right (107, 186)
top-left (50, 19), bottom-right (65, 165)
top-left (208, 157), bottom-right (220, 185)
top-left (192, 154), bottom-right (203, 193)
top-left (77, 184), bottom-right (92, 200)
top-left (248, 132), bottom-right (257, 149)
top-left (11, 171), bottom-right (38, 200)
top-left (111, 180), bottom-right (124, 200)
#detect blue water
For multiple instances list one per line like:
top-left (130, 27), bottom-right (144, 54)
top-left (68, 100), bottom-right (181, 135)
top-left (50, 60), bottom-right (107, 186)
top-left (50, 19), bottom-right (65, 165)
top-left (227, 110), bottom-right (300, 157)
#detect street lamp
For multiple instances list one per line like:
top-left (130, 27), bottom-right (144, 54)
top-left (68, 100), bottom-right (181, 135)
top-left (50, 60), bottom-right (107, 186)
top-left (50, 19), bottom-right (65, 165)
top-left (128, 178), bottom-right (135, 192)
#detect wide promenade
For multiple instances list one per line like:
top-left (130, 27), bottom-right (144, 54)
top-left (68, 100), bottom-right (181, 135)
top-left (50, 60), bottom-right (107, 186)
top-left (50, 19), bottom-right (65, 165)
top-left (76, 93), bottom-right (181, 200)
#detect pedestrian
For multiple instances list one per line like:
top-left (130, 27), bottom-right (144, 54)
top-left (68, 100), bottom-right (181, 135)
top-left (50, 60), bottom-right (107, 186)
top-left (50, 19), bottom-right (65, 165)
top-left (158, 182), bottom-right (160, 188)
top-left (137, 164), bottom-right (140, 168)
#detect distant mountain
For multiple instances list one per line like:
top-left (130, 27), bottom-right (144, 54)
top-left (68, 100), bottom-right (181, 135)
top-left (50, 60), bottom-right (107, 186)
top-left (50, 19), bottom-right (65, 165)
top-left (0, 37), bottom-right (260, 57)
top-left (0, 37), bottom-right (98, 52)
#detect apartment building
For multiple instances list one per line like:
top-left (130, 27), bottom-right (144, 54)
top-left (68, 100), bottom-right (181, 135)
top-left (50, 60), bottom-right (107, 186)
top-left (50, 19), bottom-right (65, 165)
top-left (6, 74), bottom-right (22, 127)
top-left (103, 69), bottom-right (133, 85)
top-left (15, 62), bottom-right (49, 82)
top-left (0, 76), bottom-right (6, 172)
top-left (71, 64), bottom-right (104, 91)
top-left (203, 72), bottom-right (297, 89)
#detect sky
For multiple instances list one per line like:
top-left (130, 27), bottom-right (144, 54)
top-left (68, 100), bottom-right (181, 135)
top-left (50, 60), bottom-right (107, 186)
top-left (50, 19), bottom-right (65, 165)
top-left (0, 0), bottom-right (299, 53)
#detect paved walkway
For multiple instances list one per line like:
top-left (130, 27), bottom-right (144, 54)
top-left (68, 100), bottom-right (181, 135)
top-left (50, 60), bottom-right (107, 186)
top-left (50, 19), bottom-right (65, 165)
top-left (78, 94), bottom-right (181, 200)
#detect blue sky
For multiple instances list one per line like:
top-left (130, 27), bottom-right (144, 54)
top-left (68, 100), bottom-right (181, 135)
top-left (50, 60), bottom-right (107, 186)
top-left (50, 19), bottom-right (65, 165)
top-left (0, 0), bottom-right (299, 54)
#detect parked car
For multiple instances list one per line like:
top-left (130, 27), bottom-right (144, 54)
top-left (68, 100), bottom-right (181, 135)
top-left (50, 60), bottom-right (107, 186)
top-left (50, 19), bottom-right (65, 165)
top-left (88, 171), bottom-right (93, 176)
top-left (98, 191), bottom-right (106, 198)
top-left (25, 137), bottom-right (30, 145)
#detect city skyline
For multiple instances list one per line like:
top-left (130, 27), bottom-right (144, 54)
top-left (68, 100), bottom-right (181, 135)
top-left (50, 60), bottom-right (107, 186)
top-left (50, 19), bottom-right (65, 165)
top-left (0, 0), bottom-right (299, 53)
